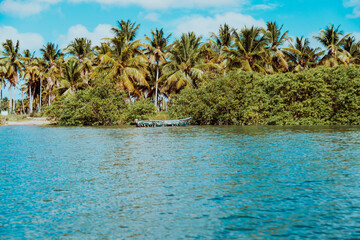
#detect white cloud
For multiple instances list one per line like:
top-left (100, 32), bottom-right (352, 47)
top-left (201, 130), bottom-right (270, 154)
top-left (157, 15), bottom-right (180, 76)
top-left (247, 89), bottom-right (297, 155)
top-left (249, 4), bottom-right (277, 10)
top-left (343, 0), bottom-right (360, 18)
top-left (173, 12), bottom-right (266, 37)
top-left (58, 24), bottom-right (112, 48)
top-left (143, 12), bottom-right (160, 22)
top-left (0, 0), bottom-right (248, 17)
top-left (0, 26), bottom-right (45, 51)
top-left (353, 32), bottom-right (360, 41)
top-left (68, 0), bottom-right (247, 9)
top-left (0, 0), bottom-right (61, 17)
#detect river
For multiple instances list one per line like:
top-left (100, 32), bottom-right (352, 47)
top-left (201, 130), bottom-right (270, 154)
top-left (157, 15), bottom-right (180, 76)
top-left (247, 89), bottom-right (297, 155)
top-left (1, 126), bottom-right (360, 239)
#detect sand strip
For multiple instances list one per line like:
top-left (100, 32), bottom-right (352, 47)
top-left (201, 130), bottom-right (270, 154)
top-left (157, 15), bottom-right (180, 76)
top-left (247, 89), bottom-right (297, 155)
top-left (5, 118), bottom-right (52, 126)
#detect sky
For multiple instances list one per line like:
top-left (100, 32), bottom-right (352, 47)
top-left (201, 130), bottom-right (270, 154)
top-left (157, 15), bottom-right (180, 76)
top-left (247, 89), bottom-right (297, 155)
top-left (1, 0), bottom-right (360, 98)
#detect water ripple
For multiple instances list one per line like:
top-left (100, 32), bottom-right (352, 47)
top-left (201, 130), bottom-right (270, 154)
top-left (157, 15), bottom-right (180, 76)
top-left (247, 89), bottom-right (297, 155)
top-left (1, 125), bottom-right (360, 239)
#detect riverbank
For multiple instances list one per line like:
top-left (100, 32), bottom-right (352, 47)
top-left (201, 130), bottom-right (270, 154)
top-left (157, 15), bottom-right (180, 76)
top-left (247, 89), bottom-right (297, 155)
top-left (2, 117), bottom-right (52, 126)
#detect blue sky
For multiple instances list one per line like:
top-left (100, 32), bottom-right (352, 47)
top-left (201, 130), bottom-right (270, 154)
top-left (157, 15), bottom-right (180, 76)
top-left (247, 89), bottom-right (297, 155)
top-left (1, 0), bottom-right (360, 51)
top-left (1, 0), bottom-right (360, 98)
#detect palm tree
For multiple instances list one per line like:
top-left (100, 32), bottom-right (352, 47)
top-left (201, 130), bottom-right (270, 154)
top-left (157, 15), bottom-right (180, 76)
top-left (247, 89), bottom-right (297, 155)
top-left (210, 24), bottom-right (233, 51)
top-left (23, 49), bottom-right (35, 113)
top-left (97, 20), bottom-right (149, 97)
top-left (284, 37), bottom-right (322, 72)
top-left (64, 38), bottom-right (93, 83)
top-left (342, 36), bottom-right (360, 65)
top-left (161, 32), bottom-right (216, 93)
top-left (1, 40), bottom-right (22, 114)
top-left (209, 24), bottom-right (234, 74)
top-left (36, 58), bottom-right (47, 113)
top-left (0, 61), bottom-right (6, 111)
top-left (111, 20), bottom-right (140, 44)
top-left (57, 59), bottom-right (86, 97)
top-left (20, 84), bottom-right (26, 114)
top-left (224, 26), bottom-right (266, 73)
top-left (23, 50), bottom-right (41, 114)
top-left (144, 28), bottom-right (172, 107)
top-left (262, 21), bottom-right (292, 73)
top-left (40, 42), bottom-right (63, 106)
top-left (92, 42), bottom-right (111, 70)
top-left (313, 24), bottom-right (351, 66)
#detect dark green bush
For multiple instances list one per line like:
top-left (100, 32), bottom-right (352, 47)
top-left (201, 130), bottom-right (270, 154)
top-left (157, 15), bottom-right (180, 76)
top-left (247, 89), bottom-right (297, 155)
top-left (123, 99), bottom-right (156, 124)
top-left (170, 66), bottom-right (360, 125)
top-left (46, 85), bottom-right (127, 126)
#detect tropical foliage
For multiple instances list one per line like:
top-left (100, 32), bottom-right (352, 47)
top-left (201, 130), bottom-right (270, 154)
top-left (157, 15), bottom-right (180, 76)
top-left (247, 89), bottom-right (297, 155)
top-left (0, 20), bottom-right (360, 125)
top-left (170, 66), bottom-right (360, 125)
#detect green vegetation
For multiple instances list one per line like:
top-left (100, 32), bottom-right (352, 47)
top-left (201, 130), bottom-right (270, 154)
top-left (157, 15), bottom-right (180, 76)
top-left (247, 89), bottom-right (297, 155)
top-left (45, 81), bottom-right (156, 126)
top-left (150, 112), bottom-right (171, 120)
top-left (170, 66), bottom-right (360, 125)
top-left (0, 20), bottom-right (360, 126)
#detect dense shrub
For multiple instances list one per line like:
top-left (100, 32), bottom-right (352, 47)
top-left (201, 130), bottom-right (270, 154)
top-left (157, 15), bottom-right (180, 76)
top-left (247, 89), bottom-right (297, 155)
top-left (46, 85), bottom-right (127, 126)
top-left (169, 66), bottom-right (360, 125)
top-left (124, 99), bottom-right (156, 123)
top-left (45, 79), bottom-right (156, 126)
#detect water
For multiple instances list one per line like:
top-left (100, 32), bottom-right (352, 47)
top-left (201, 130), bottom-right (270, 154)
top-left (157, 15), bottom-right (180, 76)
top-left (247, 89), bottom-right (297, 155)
top-left (1, 125), bottom-right (360, 239)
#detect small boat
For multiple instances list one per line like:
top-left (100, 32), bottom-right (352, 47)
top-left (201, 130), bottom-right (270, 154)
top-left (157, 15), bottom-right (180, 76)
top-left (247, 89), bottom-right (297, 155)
top-left (135, 117), bottom-right (192, 127)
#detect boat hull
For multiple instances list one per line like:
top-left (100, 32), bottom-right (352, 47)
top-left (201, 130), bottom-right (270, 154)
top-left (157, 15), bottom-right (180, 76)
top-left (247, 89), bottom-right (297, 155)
top-left (135, 117), bottom-right (192, 127)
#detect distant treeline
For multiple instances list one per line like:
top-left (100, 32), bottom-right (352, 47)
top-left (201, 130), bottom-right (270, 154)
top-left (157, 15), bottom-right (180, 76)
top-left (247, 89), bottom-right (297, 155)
top-left (1, 19), bottom-right (360, 125)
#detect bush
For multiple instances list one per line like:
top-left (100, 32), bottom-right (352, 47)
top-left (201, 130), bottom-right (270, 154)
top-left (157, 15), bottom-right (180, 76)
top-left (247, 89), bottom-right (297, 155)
top-left (169, 65), bottom-right (360, 125)
top-left (46, 85), bottom-right (127, 126)
top-left (123, 99), bottom-right (156, 124)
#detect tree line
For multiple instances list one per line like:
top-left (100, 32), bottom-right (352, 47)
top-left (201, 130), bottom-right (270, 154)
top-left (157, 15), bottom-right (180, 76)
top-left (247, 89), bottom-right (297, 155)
top-left (0, 20), bottom-right (359, 116)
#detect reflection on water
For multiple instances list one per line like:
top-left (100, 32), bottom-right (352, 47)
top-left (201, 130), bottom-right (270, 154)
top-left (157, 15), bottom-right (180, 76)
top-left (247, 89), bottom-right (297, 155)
top-left (1, 125), bottom-right (360, 239)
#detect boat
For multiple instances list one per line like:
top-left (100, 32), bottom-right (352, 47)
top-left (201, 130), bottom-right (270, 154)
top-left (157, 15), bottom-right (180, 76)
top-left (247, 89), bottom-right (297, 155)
top-left (135, 117), bottom-right (192, 127)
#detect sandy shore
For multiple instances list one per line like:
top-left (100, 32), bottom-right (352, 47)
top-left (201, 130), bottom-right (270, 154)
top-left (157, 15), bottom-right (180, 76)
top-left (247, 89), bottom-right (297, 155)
top-left (5, 118), bottom-right (52, 126)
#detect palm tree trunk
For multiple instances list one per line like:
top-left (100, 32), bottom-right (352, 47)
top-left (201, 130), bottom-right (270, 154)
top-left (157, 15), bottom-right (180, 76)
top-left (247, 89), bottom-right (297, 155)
top-left (155, 64), bottom-right (159, 109)
top-left (13, 73), bottom-right (19, 113)
top-left (29, 86), bottom-right (33, 114)
top-left (39, 77), bottom-right (42, 113)
top-left (21, 91), bottom-right (24, 115)
top-left (13, 87), bottom-right (16, 113)
top-left (9, 85), bottom-right (12, 114)
top-left (48, 76), bottom-right (52, 106)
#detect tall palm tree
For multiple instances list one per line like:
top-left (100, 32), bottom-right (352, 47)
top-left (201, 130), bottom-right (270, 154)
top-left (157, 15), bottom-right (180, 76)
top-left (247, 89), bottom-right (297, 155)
top-left (313, 24), bottom-right (351, 66)
top-left (36, 58), bottom-right (47, 113)
top-left (224, 26), bottom-right (266, 73)
top-left (0, 61), bottom-right (6, 111)
top-left (97, 20), bottom-right (149, 97)
top-left (209, 24), bottom-right (234, 74)
top-left (20, 84), bottom-right (26, 114)
top-left (144, 28), bottom-right (172, 107)
top-left (262, 21), bottom-right (291, 73)
top-left (23, 50), bottom-right (41, 114)
top-left (111, 20), bottom-right (140, 44)
top-left (1, 40), bottom-right (22, 113)
top-left (342, 36), bottom-right (360, 65)
top-left (40, 42), bottom-right (63, 106)
top-left (161, 32), bottom-right (216, 93)
top-left (64, 38), bottom-right (93, 83)
top-left (284, 37), bottom-right (322, 72)
top-left (210, 24), bottom-right (233, 51)
top-left (57, 59), bottom-right (86, 97)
